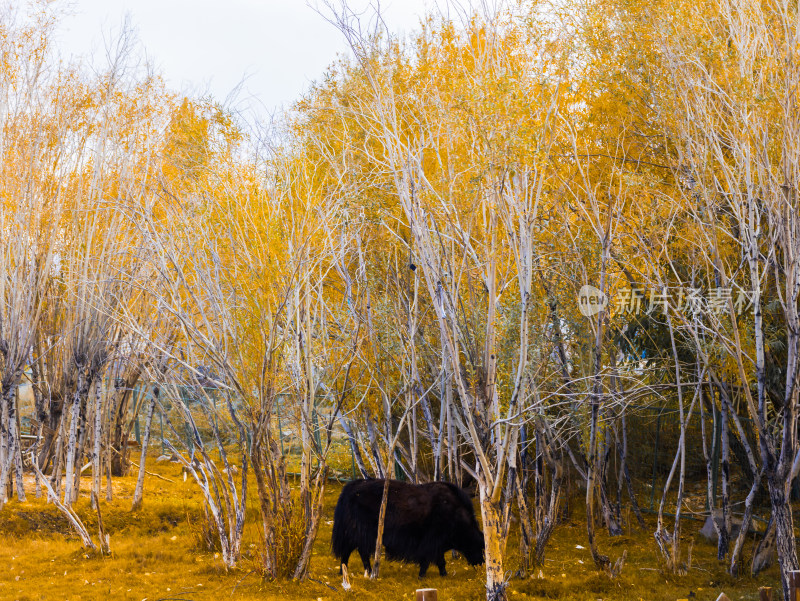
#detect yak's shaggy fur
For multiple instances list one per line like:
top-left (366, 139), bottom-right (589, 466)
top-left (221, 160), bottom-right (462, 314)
top-left (331, 478), bottom-right (485, 577)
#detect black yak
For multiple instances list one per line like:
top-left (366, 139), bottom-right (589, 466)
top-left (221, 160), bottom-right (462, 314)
top-left (331, 478), bottom-right (485, 577)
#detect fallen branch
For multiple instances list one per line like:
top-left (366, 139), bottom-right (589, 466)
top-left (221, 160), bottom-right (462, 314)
top-left (30, 452), bottom-right (97, 551)
top-left (129, 460), bottom-right (176, 483)
top-left (108, 446), bottom-right (176, 483)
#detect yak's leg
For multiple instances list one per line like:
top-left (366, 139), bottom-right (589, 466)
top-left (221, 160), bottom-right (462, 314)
top-left (358, 547), bottom-right (373, 575)
top-left (436, 554), bottom-right (447, 576)
top-left (418, 559), bottom-right (430, 578)
top-left (338, 546), bottom-right (355, 575)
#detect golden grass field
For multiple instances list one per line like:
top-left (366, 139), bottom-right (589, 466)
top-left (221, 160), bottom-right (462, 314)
top-left (0, 458), bottom-right (784, 601)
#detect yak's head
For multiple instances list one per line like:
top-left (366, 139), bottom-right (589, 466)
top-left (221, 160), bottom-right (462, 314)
top-left (455, 509), bottom-right (485, 566)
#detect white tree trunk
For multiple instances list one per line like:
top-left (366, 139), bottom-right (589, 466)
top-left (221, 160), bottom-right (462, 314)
top-left (64, 370), bottom-right (86, 506)
top-left (91, 378), bottom-right (103, 508)
top-left (479, 481), bottom-right (507, 601)
top-left (132, 387), bottom-right (158, 510)
top-left (0, 384), bottom-right (24, 502)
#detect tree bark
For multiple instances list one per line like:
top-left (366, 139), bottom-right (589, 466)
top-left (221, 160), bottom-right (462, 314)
top-left (718, 385), bottom-right (731, 559)
top-left (768, 476), bottom-right (799, 601)
top-left (370, 476), bottom-right (391, 579)
top-left (0, 383), bottom-right (25, 502)
top-left (64, 369), bottom-right (88, 506)
top-left (131, 386), bottom-right (158, 510)
top-left (91, 378), bottom-right (103, 508)
top-left (480, 482), bottom-right (507, 601)
top-left (72, 383), bottom-right (91, 505)
top-left (292, 468), bottom-right (327, 580)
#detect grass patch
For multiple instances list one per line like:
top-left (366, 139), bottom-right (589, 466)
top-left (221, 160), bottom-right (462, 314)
top-left (0, 458), bottom-right (783, 600)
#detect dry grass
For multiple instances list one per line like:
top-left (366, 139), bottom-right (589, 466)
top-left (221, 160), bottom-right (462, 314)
top-left (0, 459), bottom-right (783, 601)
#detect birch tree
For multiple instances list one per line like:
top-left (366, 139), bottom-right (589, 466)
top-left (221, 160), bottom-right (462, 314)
top-left (656, 0), bottom-right (800, 594)
top-left (323, 4), bottom-right (568, 597)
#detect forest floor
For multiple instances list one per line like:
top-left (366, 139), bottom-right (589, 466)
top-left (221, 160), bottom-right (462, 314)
top-left (0, 456), bottom-right (784, 601)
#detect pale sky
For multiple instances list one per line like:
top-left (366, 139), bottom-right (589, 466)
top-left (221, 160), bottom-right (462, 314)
top-left (55, 0), bottom-right (434, 118)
